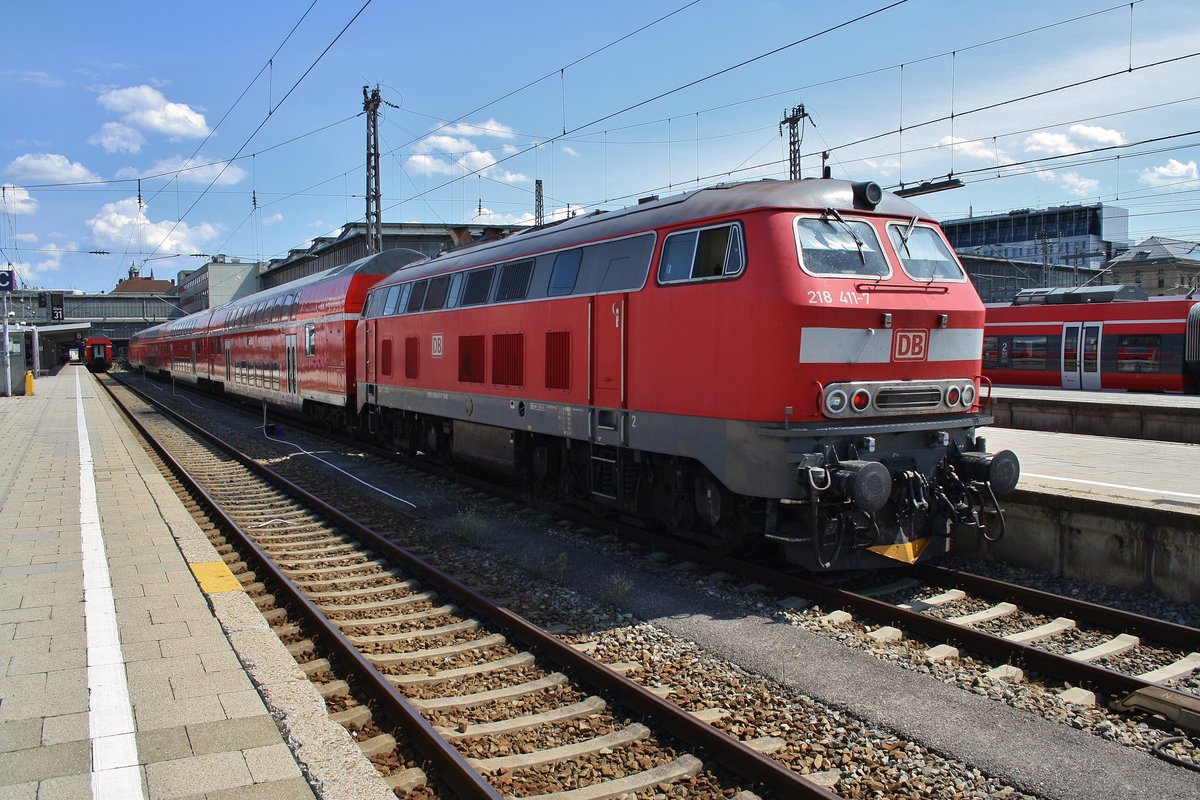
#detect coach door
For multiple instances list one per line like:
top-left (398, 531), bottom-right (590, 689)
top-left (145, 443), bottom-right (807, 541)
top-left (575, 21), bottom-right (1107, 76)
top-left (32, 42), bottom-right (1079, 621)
top-left (591, 294), bottom-right (628, 442)
top-left (1081, 322), bottom-right (1103, 390)
top-left (1061, 324), bottom-right (1081, 389)
top-left (224, 340), bottom-right (231, 382)
top-left (284, 335), bottom-right (298, 395)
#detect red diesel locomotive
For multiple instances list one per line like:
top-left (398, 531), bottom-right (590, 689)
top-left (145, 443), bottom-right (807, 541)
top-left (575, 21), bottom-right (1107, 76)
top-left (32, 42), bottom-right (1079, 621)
top-left (131, 178), bottom-right (1018, 570)
top-left (83, 336), bottom-right (113, 373)
top-left (984, 285), bottom-right (1200, 393)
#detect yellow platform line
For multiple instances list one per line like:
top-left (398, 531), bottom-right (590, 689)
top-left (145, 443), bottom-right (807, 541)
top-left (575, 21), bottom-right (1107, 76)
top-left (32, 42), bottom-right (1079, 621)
top-left (190, 561), bottom-right (243, 593)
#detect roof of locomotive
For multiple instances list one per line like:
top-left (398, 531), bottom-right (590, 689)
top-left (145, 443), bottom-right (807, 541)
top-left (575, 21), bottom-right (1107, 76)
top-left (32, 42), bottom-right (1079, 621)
top-left (372, 178), bottom-right (931, 287)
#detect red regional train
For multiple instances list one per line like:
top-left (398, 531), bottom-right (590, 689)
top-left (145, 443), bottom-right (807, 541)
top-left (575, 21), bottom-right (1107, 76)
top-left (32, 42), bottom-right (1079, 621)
top-left (130, 178), bottom-right (1019, 571)
top-left (83, 336), bottom-right (113, 373)
top-left (984, 285), bottom-right (1200, 393)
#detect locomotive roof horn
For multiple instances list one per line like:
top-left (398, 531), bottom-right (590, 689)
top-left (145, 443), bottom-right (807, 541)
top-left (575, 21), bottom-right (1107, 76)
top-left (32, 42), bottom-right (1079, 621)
top-left (852, 181), bottom-right (883, 210)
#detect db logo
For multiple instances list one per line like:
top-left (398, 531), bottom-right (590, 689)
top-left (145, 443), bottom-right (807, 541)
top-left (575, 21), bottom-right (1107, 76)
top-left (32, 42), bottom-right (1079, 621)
top-left (893, 329), bottom-right (929, 361)
top-left (431, 334), bottom-right (444, 358)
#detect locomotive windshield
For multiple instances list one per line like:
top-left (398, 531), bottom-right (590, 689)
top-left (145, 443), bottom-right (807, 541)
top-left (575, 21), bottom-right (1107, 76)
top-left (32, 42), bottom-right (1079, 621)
top-left (888, 224), bottom-right (965, 281)
top-left (794, 217), bottom-right (889, 278)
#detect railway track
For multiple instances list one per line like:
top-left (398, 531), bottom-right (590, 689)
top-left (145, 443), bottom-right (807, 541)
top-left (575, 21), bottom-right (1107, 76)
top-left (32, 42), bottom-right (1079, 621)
top-left (100, 373), bottom-right (840, 799)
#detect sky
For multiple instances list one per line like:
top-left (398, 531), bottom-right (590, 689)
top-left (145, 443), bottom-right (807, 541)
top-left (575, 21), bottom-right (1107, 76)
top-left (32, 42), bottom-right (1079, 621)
top-left (2, 0), bottom-right (1198, 293)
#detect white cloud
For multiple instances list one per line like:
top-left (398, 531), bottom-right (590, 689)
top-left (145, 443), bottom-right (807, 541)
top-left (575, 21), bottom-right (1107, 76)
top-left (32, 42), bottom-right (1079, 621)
top-left (938, 136), bottom-right (1005, 163)
top-left (89, 122), bottom-right (146, 154)
top-left (1025, 132), bottom-right (1076, 156)
top-left (1025, 125), bottom-right (1127, 157)
top-left (1036, 170), bottom-right (1099, 197)
top-left (87, 196), bottom-right (218, 255)
top-left (262, 213), bottom-right (283, 225)
top-left (13, 232), bottom-right (38, 243)
top-left (1, 184), bottom-right (38, 215)
top-left (1068, 124), bottom-right (1126, 147)
top-left (116, 155), bottom-right (246, 186)
top-left (97, 85), bottom-right (209, 139)
top-left (561, 146), bottom-right (579, 158)
top-left (1139, 158), bottom-right (1199, 187)
top-left (8, 242), bottom-right (75, 286)
top-left (416, 135), bottom-right (477, 155)
top-left (440, 119), bottom-right (515, 139)
top-left (4, 153), bottom-right (99, 184)
top-left (1, 69), bottom-right (64, 87)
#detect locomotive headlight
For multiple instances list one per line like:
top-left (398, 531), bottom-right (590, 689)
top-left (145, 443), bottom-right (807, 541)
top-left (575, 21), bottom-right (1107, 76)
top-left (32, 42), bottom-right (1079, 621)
top-left (961, 383), bottom-right (977, 407)
top-left (850, 388), bottom-right (871, 412)
top-left (945, 385), bottom-right (961, 407)
top-left (825, 388), bottom-right (848, 414)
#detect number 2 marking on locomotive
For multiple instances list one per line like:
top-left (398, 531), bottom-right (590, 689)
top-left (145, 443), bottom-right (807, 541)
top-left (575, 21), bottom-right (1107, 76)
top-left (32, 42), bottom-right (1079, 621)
top-left (807, 290), bottom-right (870, 305)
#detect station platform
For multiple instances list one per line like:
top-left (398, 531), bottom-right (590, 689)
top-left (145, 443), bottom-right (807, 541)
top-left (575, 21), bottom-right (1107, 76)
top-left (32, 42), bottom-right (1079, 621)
top-left (989, 386), bottom-right (1200, 444)
top-left (0, 367), bottom-right (326, 800)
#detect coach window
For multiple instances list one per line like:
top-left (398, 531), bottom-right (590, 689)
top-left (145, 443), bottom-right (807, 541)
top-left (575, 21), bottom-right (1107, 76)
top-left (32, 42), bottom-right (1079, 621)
top-left (287, 294), bottom-right (298, 319)
top-left (496, 260), bottom-right (534, 302)
top-left (887, 224), bottom-right (965, 281)
top-left (461, 267), bottom-right (494, 306)
top-left (548, 249), bottom-right (583, 296)
top-left (1116, 334), bottom-right (1161, 373)
top-left (1011, 336), bottom-right (1047, 370)
top-left (658, 223), bottom-right (744, 284)
top-left (407, 281), bottom-right (428, 313)
top-left (304, 323), bottom-right (316, 356)
top-left (795, 216), bottom-right (889, 278)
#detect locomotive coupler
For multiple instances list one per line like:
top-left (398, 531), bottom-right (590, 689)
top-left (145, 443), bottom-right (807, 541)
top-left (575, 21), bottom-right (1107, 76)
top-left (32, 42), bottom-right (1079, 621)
top-left (956, 449), bottom-right (1021, 496)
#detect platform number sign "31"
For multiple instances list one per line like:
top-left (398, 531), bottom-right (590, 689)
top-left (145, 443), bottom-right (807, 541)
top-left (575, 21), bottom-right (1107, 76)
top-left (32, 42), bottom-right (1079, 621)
top-left (0, 270), bottom-right (13, 293)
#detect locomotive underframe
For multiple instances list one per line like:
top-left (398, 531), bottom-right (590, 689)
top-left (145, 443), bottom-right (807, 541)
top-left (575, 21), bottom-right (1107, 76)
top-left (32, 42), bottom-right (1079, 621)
top-left (359, 381), bottom-right (1007, 570)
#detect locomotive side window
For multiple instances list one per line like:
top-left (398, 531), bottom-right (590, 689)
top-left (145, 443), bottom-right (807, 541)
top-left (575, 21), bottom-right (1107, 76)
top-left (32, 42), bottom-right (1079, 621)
top-left (795, 217), bottom-right (889, 278)
top-left (382, 285), bottom-right (403, 316)
top-left (548, 250), bottom-right (583, 296)
top-left (446, 273), bottom-right (465, 308)
top-left (887, 224), bottom-right (965, 281)
top-left (304, 323), bottom-right (316, 356)
top-left (658, 224), bottom-right (745, 283)
top-left (461, 268), bottom-right (494, 306)
top-left (407, 281), bottom-right (428, 313)
top-left (424, 275), bottom-right (451, 310)
top-left (496, 260), bottom-right (534, 302)
top-left (394, 283), bottom-right (412, 315)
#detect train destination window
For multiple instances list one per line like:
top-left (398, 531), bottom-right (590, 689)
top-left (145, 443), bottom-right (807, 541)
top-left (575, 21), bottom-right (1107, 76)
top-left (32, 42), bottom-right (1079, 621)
top-left (548, 250), bottom-right (583, 296)
top-left (658, 224), bottom-right (744, 283)
top-left (794, 216), bottom-right (889, 278)
top-left (496, 260), bottom-right (534, 302)
top-left (304, 323), bottom-right (316, 356)
top-left (888, 224), bottom-right (965, 281)
top-left (461, 268), bottom-right (494, 306)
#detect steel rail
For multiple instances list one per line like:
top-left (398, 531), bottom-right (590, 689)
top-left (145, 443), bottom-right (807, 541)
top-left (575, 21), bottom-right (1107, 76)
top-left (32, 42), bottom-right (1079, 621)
top-left (103, 375), bottom-right (839, 800)
top-left (100, 376), bottom-right (503, 799)
top-left (914, 563), bottom-right (1200, 650)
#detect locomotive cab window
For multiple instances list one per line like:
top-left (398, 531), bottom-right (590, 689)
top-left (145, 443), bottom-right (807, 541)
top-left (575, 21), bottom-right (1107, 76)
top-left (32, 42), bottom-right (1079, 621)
top-left (794, 216), bottom-right (889, 278)
top-left (382, 285), bottom-right (403, 316)
top-left (407, 281), bottom-right (428, 313)
top-left (658, 223), bottom-right (745, 283)
top-left (887, 223), bottom-right (966, 281)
